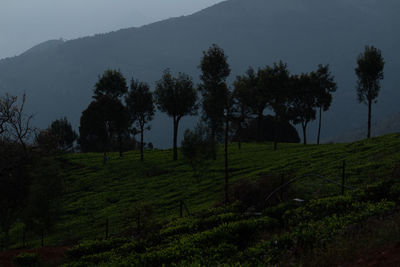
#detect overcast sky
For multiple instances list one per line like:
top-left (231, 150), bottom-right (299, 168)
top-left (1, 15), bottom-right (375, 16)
top-left (0, 0), bottom-right (225, 59)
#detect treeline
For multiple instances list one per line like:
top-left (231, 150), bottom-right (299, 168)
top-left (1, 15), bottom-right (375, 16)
top-left (73, 43), bottom-right (384, 160)
top-left (76, 44), bottom-right (336, 161)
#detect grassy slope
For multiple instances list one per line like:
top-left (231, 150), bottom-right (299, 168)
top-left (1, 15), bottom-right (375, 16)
top-left (41, 134), bottom-right (400, 246)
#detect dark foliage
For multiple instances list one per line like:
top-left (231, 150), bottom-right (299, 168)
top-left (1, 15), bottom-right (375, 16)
top-left (125, 79), bottom-right (155, 161)
top-left (355, 46), bottom-right (385, 139)
top-left (79, 95), bottom-right (129, 153)
top-left (235, 115), bottom-right (300, 143)
top-left (198, 44), bottom-right (230, 160)
top-left (94, 69), bottom-right (128, 100)
top-left (155, 69), bottom-right (198, 160)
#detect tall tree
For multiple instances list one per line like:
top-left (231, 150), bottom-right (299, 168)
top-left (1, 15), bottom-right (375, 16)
top-left (288, 73), bottom-right (317, 145)
top-left (198, 44), bottom-right (231, 160)
top-left (155, 69), bottom-right (198, 160)
top-left (79, 95), bottom-right (129, 153)
top-left (311, 65), bottom-right (337, 144)
top-left (0, 93), bottom-right (34, 249)
top-left (94, 69), bottom-right (128, 100)
top-left (258, 62), bottom-right (290, 150)
top-left (355, 46), bottom-right (385, 139)
top-left (232, 68), bottom-right (256, 149)
top-left (125, 79), bottom-right (155, 161)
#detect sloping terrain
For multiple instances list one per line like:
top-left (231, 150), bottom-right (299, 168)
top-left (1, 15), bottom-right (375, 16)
top-left (2, 134), bottom-right (400, 265)
top-left (0, 0), bottom-right (399, 147)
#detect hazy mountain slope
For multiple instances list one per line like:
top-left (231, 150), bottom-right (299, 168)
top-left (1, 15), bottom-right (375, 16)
top-left (0, 0), bottom-right (399, 147)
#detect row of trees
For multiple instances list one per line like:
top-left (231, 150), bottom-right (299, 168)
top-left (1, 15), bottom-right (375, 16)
top-left (78, 44), bottom-right (385, 162)
top-left (78, 69), bottom-right (198, 161)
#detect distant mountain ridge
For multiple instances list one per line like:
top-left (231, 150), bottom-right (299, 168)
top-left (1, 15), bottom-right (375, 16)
top-left (0, 0), bottom-right (399, 148)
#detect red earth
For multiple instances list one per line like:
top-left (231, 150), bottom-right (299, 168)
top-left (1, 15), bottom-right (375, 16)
top-left (346, 242), bottom-right (400, 267)
top-left (0, 246), bottom-right (70, 267)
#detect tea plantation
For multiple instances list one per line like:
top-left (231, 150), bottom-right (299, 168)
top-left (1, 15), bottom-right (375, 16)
top-left (11, 134), bottom-right (400, 265)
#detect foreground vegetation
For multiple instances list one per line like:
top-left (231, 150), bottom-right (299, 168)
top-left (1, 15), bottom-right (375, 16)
top-left (2, 133), bottom-right (400, 265)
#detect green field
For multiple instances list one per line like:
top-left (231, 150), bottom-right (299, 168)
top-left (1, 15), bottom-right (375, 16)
top-left (43, 134), bottom-right (400, 244)
top-left (7, 134), bottom-right (400, 265)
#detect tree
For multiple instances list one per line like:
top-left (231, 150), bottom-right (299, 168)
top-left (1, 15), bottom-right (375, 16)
top-left (79, 95), bottom-right (129, 153)
top-left (181, 123), bottom-right (214, 182)
top-left (288, 73), bottom-right (317, 145)
top-left (312, 64), bottom-right (337, 145)
top-left (236, 115), bottom-right (300, 143)
top-left (94, 69), bottom-right (128, 100)
top-left (155, 69), bottom-right (198, 160)
top-left (48, 117), bottom-right (78, 151)
top-left (198, 44), bottom-right (231, 160)
top-left (0, 93), bottom-right (34, 249)
top-left (355, 45), bottom-right (385, 139)
top-left (23, 157), bottom-right (63, 247)
top-left (258, 62), bottom-right (291, 150)
top-left (0, 140), bottom-right (30, 249)
top-left (232, 68), bottom-right (256, 149)
top-left (125, 79), bottom-right (155, 161)
top-left (0, 93), bottom-right (17, 135)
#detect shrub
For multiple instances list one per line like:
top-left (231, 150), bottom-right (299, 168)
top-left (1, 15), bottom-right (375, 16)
top-left (231, 174), bottom-right (291, 211)
top-left (13, 252), bottom-right (40, 267)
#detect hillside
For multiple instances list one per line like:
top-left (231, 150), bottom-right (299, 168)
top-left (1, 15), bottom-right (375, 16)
top-left (0, 0), bottom-right (399, 147)
top-left (1, 134), bottom-right (400, 265)
top-left (4, 134), bottom-right (399, 244)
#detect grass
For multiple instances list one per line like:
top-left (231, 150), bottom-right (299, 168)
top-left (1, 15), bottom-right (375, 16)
top-left (11, 133), bottom-right (400, 248)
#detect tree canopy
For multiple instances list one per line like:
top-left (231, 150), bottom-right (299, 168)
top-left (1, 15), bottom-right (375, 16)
top-left (94, 69), bottom-right (128, 100)
top-left (198, 44), bottom-right (231, 159)
top-left (355, 45), bottom-right (384, 138)
top-left (155, 69), bottom-right (198, 160)
top-left (125, 79), bottom-right (155, 161)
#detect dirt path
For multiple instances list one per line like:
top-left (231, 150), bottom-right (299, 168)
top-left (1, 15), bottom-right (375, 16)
top-left (0, 246), bottom-right (70, 267)
top-left (348, 242), bottom-right (400, 267)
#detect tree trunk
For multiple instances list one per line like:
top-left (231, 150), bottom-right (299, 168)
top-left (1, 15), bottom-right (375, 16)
top-left (368, 99), bottom-right (372, 139)
top-left (237, 122), bottom-right (242, 150)
top-left (211, 127), bottom-right (216, 160)
top-left (173, 117), bottom-right (179, 161)
top-left (118, 133), bottom-right (123, 157)
top-left (224, 111), bottom-right (229, 205)
top-left (257, 113), bottom-right (263, 142)
top-left (317, 106), bottom-right (322, 145)
top-left (273, 116), bottom-right (278, 151)
top-left (140, 125), bottom-right (144, 161)
top-left (302, 123), bottom-right (307, 145)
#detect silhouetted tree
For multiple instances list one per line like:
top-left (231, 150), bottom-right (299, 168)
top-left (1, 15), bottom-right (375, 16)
top-left (155, 69), bottom-right (198, 160)
top-left (198, 44), bottom-right (231, 160)
top-left (79, 95), bottom-right (129, 153)
top-left (312, 64), bottom-right (337, 144)
top-left (288, 73), bottom-right (317, 145)
top-left (181, 123), bottom-right (214, 182)
top-left (0, 93), bottom-right (34, 249)
top-left (48, 117), bottom-right (78, 151)
top-left (23, 157), bottom-right (63, 247)
top-left (232, 68), bottom-right (255, 149)
top-left (94, 69), bottom-right (128, 100)
top-left (258, 62), bottom-right (290, 150)
top-left (125, 79), bottom-right (155, 161)
top-left (0, 140), bottom-right (30, 249)
top-left (355, 46), bottom-right (385, 139)
top-left (236, 115), bottom-right (300, 143)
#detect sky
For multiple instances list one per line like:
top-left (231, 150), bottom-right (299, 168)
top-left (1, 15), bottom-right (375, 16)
top-left (0, 0), bottom-right (225, 59)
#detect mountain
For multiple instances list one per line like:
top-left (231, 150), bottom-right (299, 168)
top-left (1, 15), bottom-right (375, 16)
top-left (0, 0), bottom-right (399, 148)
